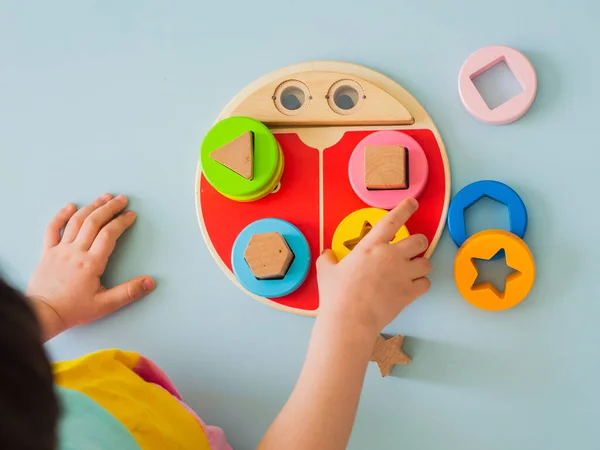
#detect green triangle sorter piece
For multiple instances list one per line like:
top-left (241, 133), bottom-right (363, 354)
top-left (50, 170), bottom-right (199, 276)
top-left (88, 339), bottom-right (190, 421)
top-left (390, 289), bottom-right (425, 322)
top-left (200, 116), bottom-right (281, 201)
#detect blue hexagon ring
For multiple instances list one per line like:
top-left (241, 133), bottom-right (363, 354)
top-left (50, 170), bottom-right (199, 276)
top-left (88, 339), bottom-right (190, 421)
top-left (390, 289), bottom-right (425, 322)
top-left (232, 218), bottom-right (311, 298)
top-left (448, 180), bottom-right (528, 256)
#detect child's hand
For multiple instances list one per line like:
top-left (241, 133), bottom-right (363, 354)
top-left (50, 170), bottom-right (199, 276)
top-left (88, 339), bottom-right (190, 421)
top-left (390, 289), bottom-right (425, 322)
top-left (26, 194), bottom-right (155, 340)
top-left (316, 198), bottom-right (431, 336)
top-left (260, 199), bottom-right (430, 450)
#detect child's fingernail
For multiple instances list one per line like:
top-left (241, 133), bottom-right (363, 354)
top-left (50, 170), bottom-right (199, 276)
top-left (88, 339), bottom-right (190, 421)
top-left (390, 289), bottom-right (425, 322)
top-left (125, 210), bottom-right (136, 217)
top-left (142, 278), bottom-right (154, 292)
top-left (116, 194), bottom-right (126, 202)
top-left (100, 193), bottom-right (112, 201)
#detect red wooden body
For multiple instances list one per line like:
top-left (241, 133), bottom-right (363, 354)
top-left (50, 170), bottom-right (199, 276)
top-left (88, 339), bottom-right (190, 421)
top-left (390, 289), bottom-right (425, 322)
top-left (200, 128), bottom-right (447, 313)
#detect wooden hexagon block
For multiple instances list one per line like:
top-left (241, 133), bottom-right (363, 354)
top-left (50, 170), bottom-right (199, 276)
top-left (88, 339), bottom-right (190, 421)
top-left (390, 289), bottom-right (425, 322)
top-left (365, 145), bottom-right (408, 190)
top-left (244, 232), bottom-right (295, 280)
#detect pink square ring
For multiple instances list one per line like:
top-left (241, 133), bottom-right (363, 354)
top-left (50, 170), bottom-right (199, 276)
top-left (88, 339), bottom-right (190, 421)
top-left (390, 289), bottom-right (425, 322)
top-left (348, 130), bottom-right (429, 210)
top-left (458, 45), bottom-right (537, 125)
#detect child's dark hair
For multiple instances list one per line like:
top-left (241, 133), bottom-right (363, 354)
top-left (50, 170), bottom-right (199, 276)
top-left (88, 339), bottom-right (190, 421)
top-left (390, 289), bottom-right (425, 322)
top-left (0, 276), bottom-right (59, 449)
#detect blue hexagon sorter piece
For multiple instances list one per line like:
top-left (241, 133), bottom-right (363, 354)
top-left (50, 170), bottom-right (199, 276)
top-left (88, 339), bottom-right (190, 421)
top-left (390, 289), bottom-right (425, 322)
top-left (447, 180), bottom-right (528, 258)
top-left (231, 218), bottom-right (311, 298)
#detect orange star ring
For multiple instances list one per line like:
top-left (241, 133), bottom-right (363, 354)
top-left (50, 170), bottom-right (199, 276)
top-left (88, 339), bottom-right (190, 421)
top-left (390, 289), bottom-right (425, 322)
top-left (454, 229), bottom-right (535, 311)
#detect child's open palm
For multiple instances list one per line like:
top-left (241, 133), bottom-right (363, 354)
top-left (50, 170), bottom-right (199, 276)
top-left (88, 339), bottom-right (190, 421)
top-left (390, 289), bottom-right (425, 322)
top-left (27, 194), bottom-right (155, 340)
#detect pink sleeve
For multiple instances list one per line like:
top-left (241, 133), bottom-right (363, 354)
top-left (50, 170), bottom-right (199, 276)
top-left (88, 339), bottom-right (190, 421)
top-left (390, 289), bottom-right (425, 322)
top-left (133, 355), bottom-right (233, 450)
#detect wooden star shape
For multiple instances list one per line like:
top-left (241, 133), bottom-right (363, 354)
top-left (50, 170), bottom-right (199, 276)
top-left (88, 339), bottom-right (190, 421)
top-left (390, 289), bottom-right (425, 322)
top-left (370, 334), bottom-right (411, 377)
top-left (343, 221), bottom-right (373, 251)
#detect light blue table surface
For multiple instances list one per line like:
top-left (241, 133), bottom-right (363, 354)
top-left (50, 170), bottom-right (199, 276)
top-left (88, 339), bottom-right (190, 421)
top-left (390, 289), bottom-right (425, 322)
top-left (1, 1), bottom-right (598, 449)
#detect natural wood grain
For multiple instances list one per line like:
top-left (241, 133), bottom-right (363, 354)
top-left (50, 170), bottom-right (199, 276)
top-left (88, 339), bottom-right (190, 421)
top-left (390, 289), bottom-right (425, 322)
top-left (365, 145), bottom-right (408, 190)
top-left (370, 334), bottom-right (411, 377)
top-left (244, 232), bottom-right (294, 280)
top-left (230, 71), bottom-right (414, 127)
top-left (209, 131), bottom-right (254, 180)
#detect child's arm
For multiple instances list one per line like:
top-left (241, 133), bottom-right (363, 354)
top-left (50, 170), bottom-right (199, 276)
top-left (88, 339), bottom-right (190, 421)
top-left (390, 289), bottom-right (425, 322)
top-left (26, 194), bottom-right (155, 342)
top-left (259, 198), bottom-right (431, 450)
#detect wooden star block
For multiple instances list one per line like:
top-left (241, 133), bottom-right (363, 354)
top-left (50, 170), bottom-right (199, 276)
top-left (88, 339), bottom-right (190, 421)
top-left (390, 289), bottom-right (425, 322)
top-left (370, 334), bottom-right (411, 377)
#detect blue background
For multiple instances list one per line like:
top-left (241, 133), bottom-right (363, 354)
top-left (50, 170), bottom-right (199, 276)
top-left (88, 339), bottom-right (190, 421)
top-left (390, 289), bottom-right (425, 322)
top-left (1, 1), bottom-right (597, 449)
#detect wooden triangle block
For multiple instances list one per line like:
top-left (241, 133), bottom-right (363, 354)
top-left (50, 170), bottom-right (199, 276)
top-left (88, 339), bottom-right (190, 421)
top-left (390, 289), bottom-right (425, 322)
top-left (210, 131), bottom-right (254, 180)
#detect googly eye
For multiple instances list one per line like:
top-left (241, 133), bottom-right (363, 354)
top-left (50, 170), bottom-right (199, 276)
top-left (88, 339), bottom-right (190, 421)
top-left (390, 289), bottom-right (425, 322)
top-left (273, 80), bottom-right (311, 116)
top-left (327, 79), bottom-right (365, 115)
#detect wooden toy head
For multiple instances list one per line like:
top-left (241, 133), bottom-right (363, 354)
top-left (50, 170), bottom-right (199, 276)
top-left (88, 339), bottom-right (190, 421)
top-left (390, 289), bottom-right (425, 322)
top-left (229, 71), bottom-right (415, 127)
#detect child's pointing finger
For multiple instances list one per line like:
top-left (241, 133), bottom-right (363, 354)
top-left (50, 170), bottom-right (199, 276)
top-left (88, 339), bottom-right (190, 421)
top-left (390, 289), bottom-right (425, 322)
top-left (360, 198), bottom-right (418, 247)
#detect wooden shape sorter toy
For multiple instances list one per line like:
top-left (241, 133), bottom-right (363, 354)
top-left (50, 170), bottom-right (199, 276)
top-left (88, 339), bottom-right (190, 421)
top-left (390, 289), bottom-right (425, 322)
top-left (196, 61), bottom-right (451, 317)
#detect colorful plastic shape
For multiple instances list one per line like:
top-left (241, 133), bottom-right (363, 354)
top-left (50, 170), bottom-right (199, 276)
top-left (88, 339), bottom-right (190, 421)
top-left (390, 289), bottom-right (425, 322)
top-left (331, 207), bottom-right (410, 262)
top-left (454, 229), bottom-right (535, 311)
top-left (447, 180), bottom-right (527, 259)
top-left (201, 117), bottom-right (283, 202)
top-left (349, 131), bottom-right (429, 210)
top-left (232, 218), bottom-right (310, 298)
top-left (458, 45), bottom-right (537, 125)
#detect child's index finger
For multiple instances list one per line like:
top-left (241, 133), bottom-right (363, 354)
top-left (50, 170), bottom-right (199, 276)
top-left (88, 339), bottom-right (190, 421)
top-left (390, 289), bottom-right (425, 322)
top-left (361, 198), bottom-right (419, 247)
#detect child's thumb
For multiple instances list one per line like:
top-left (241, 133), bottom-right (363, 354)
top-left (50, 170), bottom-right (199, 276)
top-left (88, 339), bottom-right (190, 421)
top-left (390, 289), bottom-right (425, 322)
top-left (96, 276), bottom-right (155, 316)
top-left (316, 249), bottom-right (337, 271)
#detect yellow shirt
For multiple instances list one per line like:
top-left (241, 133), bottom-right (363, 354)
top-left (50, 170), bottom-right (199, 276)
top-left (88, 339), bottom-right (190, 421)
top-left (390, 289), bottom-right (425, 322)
top-left (53, 349), bottom-right (215, 450)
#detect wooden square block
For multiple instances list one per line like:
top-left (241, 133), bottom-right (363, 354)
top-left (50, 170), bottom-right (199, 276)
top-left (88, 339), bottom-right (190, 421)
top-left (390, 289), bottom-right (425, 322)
top-left (364, 145), bottom-right (408, 190)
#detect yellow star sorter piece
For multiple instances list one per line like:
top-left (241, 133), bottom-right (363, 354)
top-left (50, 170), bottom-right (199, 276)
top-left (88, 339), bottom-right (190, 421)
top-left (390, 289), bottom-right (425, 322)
top-left (331, 208), bottom-right (410, 262)
top-left (343, 221), bottom-right (373, 251)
